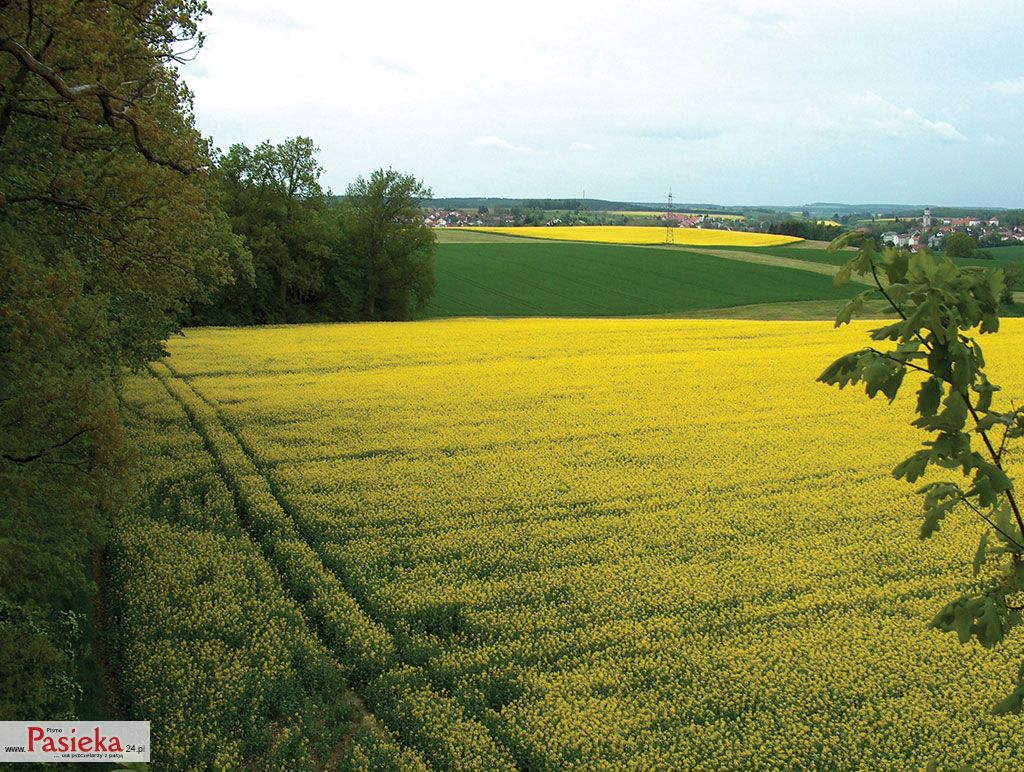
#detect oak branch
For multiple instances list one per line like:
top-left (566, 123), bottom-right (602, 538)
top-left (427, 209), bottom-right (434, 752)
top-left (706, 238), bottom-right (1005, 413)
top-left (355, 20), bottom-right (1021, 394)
top-left (1, 37), bottom-right (198, 174)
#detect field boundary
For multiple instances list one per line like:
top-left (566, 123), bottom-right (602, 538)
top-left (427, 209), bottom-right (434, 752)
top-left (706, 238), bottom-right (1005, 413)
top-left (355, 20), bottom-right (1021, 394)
top-left (154, 361), bottom-right (522, 770)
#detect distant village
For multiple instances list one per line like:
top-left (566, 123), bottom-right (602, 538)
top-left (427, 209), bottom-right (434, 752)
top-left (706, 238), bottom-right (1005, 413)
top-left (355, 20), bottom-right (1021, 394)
top-left (878, 208), bottom-right (1024, 252)
top-left (421, 208), bottom-right (744, 230)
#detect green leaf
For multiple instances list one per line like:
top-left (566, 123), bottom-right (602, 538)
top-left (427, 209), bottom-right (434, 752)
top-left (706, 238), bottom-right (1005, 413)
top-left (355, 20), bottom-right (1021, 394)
top-left (949, 342), bottom-right (975, 393)
top-left (935, 256), bottom-right (959, 285)
top-left (916, 378), bottom-right (943, 417)
top-left (926, 340), bottom-right (952, 380)
top-left (972, 377), bottom-right (1000, 413)
top-left (988, 268), bottom-right (1006, 303)
top-left (860, 354), bottom-right (905, 402)
top-left (940, 392), bottom-right (969, 432)
top-left (899, 302), bottom-right (930, 341)
top-left (921, 498), bottom-right (957, 538)
top-left (835, 290), bottom-right (873, 326)
top-left (827, 231), bottom-right (863, 253)
top-left (908, 249), bottom-right (935, 282)
top-left (968, 475), bottom-right (997, 509)
top-left (974, 412), bottom-right (1004, 432)
top-left (817, 352), bottom-right (863, 387)
top-left (980, 312), bottom-right (1000, 334)
top-left (973, 531), bottom-right (990, 576)
top-left (853, 246), bottom-right (876, 275)
top-left (869, 322), bottom-right (903, 341)
top-left (833, 263), bottom-right (853, 289)
top-left (992, 687), bottom-right (1024, 716)
top-left (929, 300), bottom-right (946, 343)
top-left (975, 461), bottom-right (1013, 497)
top-left (918, 481), bottom-right (961, 507)
top-left (991, 503), bottom-right (1023, 550)
top-left (893, 451), bottom-right (930, 483)
top-left (976, 598), bottom-right (1006, 648)
top-left (951, 601), bottom-right (977, 644)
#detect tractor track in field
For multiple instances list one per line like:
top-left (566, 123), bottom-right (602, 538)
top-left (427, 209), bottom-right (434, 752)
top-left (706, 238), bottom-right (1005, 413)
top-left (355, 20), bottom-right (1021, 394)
top-left (151, 361), bottom-right (525, 771)
top-left (147, 363), bottom-right (421, 767)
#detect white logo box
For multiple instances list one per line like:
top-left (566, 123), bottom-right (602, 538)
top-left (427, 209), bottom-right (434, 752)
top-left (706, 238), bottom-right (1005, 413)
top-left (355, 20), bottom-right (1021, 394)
top-left (0, 722), bottom-right (150, 763)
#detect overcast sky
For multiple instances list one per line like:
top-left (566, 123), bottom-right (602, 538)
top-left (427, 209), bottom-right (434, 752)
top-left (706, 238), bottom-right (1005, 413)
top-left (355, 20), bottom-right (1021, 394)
top-left (181, 0), bottom-right (1024, 207)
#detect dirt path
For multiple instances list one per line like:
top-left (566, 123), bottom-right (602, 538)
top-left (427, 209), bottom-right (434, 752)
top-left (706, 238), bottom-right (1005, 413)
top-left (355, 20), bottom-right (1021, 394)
top-left (681, 247), bottom-right (874, 286)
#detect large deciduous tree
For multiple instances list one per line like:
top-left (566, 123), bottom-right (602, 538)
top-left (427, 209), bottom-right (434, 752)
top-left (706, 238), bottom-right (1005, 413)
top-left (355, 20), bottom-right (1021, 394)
top-left (190, 153), bottom-right (439, 325)
top-left (342, 168), bottom-right (436, 320)
top-left (198, 137), bottom-right (336, 323)
top-left (1, 0), bottom-right (243, 718)
top-left (945, 232), bottom-right (978, 258)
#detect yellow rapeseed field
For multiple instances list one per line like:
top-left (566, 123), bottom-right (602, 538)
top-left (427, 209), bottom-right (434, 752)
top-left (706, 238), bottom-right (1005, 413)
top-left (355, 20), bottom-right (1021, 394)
top-left (126, 318), bottom-right (1024, 769)
top-left (463, 225), bottom-right (802, 247)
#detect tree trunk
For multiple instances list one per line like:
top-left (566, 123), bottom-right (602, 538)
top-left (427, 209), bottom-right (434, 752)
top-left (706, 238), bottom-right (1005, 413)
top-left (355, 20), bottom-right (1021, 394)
top-left (365, 285), bottom-right (375, 317)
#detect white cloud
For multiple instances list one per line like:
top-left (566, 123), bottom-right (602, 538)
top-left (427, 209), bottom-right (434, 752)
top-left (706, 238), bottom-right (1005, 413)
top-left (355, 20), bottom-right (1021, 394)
top-left (982, 133), bottom-right (1010, 147)
top-left (822, 92), bottom-right (968, 143)
top-left (354, 53), bottom-right (415, 76)
top-left (989, 76), bottom-right (1024, 94)
top-left (472, 136), bottom-right (534, 153)
top-left (181, 0), bottom-right (1024, 204)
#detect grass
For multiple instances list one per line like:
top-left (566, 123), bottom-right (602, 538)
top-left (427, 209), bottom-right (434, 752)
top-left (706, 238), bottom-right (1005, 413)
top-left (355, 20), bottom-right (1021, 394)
top-left (426, 238), bottom-right (1024, 320)
top-left (425, 242), bottom-right (861, 318)
top-left (986, 244), bottom-right (1024, 260)
top-left (433, 229), bottom-right (526, 244)
top-left (706, 243), bottom-right (1024, 270)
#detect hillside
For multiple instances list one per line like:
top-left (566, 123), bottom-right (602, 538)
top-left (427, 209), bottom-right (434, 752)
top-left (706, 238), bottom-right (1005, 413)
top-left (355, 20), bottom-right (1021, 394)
top-left (425, 241), bottom-right (860, 318)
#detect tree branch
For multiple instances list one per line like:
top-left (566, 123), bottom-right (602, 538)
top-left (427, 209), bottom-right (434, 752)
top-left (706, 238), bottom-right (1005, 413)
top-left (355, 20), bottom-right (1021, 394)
top-left (0, 38), bottom-right (198, 174)
top-left (1, 425), bottom-right (93, 464)
top-left (996, 402), bottom-right (1014, 465)
top-left (957, 494), bottom-right (1024, 553)
top-left (868, 252), bottom-right (1024, 544)
top-left (867, 348), bottom-right (932, 376)
top-left (6, 193), bottom-right (96, 212)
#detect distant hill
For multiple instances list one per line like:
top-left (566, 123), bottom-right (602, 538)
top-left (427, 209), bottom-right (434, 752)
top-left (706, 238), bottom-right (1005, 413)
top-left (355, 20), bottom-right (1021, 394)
top-left (329, 194), bottom-right (1016, 221)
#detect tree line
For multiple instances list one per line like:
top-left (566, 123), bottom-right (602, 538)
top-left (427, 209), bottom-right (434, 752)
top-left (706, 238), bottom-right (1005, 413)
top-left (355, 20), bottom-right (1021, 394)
top-left (765, 219), bottom-right (845, 242)
top-left (0, 0), bottom-right (432, 720)
top-left (189, 139), bottom-right (435, 325)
